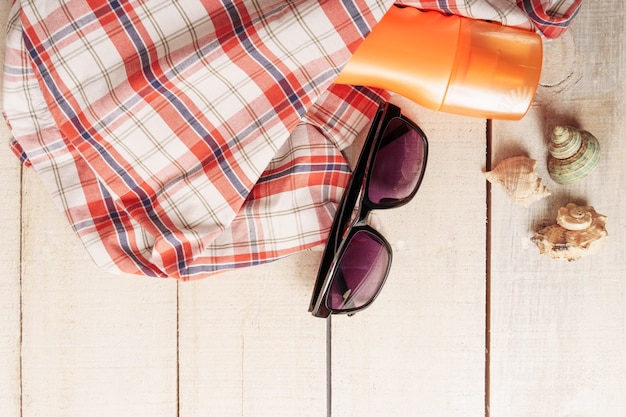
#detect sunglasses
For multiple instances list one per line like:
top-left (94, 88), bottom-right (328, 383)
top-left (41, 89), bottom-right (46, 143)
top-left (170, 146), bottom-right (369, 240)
top-left (308, 102), bottom-right (428, 318)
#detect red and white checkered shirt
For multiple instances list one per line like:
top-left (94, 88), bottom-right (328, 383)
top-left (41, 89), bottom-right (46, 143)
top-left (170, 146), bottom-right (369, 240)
top-left (3, 0), bottom-right (580, 280)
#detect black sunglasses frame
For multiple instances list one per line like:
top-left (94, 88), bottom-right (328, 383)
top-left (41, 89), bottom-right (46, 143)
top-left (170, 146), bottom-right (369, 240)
top-left (308, 102), bottom-right (428, 318)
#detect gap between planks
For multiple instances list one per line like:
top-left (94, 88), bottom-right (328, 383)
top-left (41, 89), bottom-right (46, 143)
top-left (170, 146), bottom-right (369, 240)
top-left (485, 118), bottom-right (493, 417)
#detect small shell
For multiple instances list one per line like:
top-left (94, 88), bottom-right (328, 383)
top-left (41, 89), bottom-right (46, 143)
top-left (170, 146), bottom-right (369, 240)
top-left (485, 156), bottom-right (551, 207)
top-left (547, 125), bottom-right (600, 184)
top-left (556, 202), bottom-right (593, 230)
top-left (531, 203), bottom-right (607, 261)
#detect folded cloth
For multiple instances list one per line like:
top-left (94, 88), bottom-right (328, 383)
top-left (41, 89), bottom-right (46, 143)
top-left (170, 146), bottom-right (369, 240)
top-left (3, 0), bottom-right (580, 280)
top-left (405, 0), bottom-right (581, 39)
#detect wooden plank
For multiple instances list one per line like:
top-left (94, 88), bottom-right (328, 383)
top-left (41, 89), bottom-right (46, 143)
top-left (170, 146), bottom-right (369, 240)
top-left (489, 2), bottom-right (626, 415)
top-left (331, 96), bottom-right (487, 416)
top-left (0, 0), bottom-right (23, 413)
top-left (20, 170), bottom-right (179, 417)
top-left (178, 253), bottom-right (327, 417)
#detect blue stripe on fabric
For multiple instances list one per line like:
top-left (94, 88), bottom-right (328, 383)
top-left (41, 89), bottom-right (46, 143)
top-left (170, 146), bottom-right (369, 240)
top-left (521, 0), bottom-right (578, 28)
top-left (98, 181), bottom-right (161, 278)
top-left (216, 66), bottom-right (339, 155)
top-left (24, 3), bottom-right (188, 273)
top-left (185, 259), bottom-right (264, 276)
top-left (107, 0), bottom-right (204, 272)
top-left (437, 0), bottom-right (453, 15)
top-left (244, 203), bottom-right (259, 264)
top-left (23, 7), bottom-right (101, 55)
top-left (223, 0), bottom-right (308, 118)
top-left (110, 0), bottom-right (248, 200)
top-left (341, 0), bottom-right (373, 37)
top-left (22, 38), bottom-right (140, 198)
top-left (257, 163), bottom-right (350, 184)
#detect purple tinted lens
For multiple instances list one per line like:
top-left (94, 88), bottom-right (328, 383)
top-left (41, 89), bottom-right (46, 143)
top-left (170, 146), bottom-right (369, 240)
top-left (368, 118), bottom-right (425, 204)
top-left (327, 230), bottom-right (390, 311)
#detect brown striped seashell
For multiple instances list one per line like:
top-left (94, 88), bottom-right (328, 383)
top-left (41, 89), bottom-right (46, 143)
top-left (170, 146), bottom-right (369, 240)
top-left (485, 156), bottom-right (551, 207)
top-left (547, 125), bottom-right (600, 184)
top-left (531, 203), bottom-right (607, 261)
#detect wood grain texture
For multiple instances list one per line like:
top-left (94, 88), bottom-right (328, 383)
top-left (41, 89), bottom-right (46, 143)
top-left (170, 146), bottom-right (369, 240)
top-left (0, 0), bottom-right (22, 414)
top-left (2, 1), bottom-right (624, 416)
top-left (489, 2), bottom-right (626, 415)
top-left (177, 252), bottom-right (327, 417)
top-left (20, 169), bottom-right (179, 417)
top-left (331, 96), bottom-right (487, 416)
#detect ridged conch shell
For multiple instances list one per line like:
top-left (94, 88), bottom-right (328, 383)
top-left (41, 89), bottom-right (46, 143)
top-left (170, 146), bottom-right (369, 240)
top-left (531, 203), bottom-right (608, 261)
top-left (484, 156), bottom-right (551, 207)
top-left (548, 126), bottom-right (600, 184)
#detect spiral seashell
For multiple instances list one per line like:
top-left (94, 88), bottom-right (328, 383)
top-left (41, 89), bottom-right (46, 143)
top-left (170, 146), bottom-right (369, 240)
top-left (547, 125), bottom-right (600, 184)
top-left (556, 202), bottom-right (593, 230)
top-left (485, 156), bottom-right (551, 207)
top-left (531, 203), bottom-right (607, 261)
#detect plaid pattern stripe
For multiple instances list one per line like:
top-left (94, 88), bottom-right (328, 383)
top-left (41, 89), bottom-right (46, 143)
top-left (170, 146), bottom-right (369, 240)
top-left (402, 0), bottom-right (581, 38)
top-left (4, 0), bottom-right (579, 280)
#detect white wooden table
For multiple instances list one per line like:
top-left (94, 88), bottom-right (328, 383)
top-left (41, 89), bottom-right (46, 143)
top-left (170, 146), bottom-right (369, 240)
top-left (1, 2), bottom-right (624, 416)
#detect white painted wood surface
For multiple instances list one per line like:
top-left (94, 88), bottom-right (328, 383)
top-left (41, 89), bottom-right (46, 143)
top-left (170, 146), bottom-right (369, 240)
top-left (331, 98), bottom-right (487, 416)
top-left (0, 1), bottom-right (21, 415)
top-left (20, 171), bottom-right (179, 416)
top-left (489, 2), bottom-right (626, 415)
top-left (177, 256), bottom-right (327, 417)
top-left (1, 1), bottom-right (625, 416)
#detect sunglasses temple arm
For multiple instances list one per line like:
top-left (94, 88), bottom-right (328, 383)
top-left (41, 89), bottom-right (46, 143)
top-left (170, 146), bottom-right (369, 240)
top-left (308, 113), bottom-right (381, 313)
top-left (309, 103), bottom-right (400, 315)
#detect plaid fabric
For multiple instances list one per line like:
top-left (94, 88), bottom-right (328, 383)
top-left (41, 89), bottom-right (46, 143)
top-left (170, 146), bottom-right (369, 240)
top-left (3, 0), bottom-right (580, 280)
top-left (405, 0), bottom-right (581, 38)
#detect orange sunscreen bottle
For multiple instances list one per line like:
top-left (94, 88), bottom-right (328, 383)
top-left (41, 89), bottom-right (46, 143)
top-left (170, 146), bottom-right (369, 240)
top-left (335, 5), bottom-right (543, 120)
